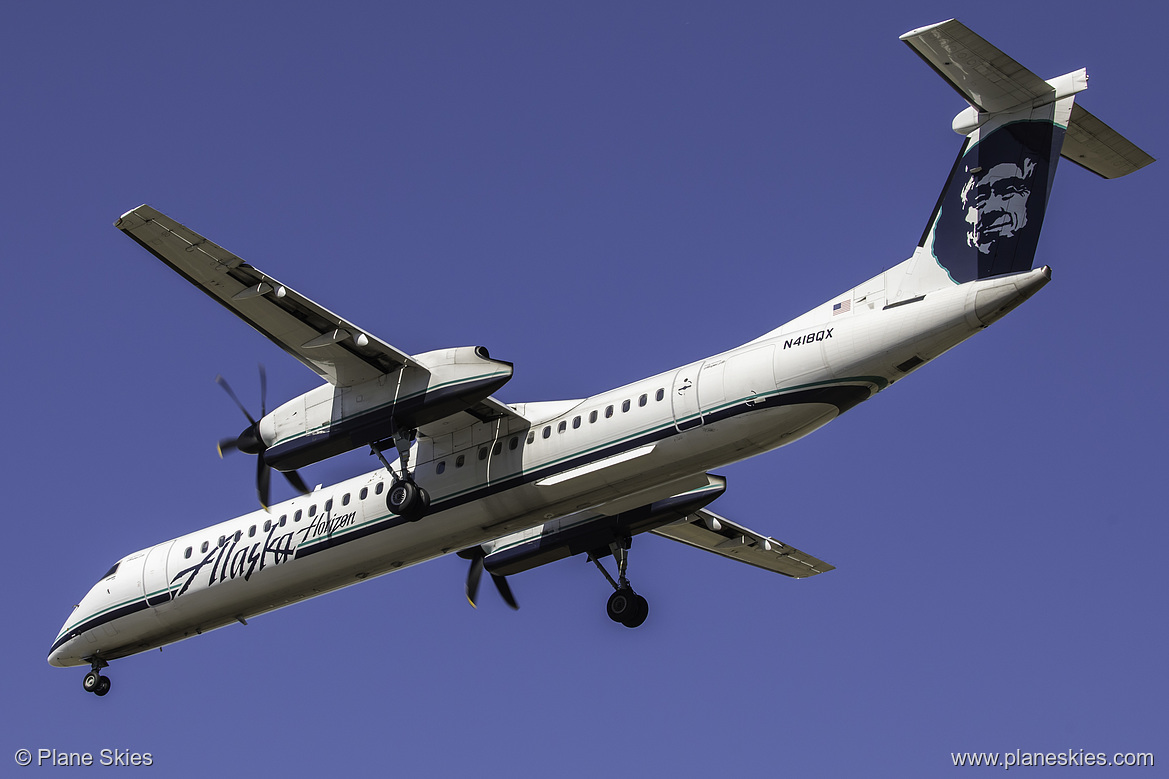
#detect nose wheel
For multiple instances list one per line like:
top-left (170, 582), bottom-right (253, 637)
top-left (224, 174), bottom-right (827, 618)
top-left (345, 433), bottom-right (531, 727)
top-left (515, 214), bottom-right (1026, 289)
top-left (590, 538), bottom-right (649, 628)
top-left (82, 659), bottom-right (111, 697)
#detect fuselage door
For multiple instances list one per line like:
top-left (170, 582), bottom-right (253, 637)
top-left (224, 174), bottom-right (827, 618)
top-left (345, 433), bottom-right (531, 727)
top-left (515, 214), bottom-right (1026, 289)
top-left (141, 541), bottom-right (176, 609)
top-left (671, 363), bottom-right (704, 431)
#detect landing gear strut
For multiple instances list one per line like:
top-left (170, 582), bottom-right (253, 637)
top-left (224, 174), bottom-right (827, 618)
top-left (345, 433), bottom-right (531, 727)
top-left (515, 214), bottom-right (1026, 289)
top-left (589, 537), bottom-right (649, 628)
top-left (82, 658), bottom-right (111, 697)
top-left (371, 428), bottom-right (429, 520)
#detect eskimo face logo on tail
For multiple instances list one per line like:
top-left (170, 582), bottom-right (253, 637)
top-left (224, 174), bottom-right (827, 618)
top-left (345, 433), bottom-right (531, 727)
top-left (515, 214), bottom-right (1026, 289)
top-left (932, 120), bottom-right (1061, 283)
top-left (961, 157), bottom-right (1035, 252)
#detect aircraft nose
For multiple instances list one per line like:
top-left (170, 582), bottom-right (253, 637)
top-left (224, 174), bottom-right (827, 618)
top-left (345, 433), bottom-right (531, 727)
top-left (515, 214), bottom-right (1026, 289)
top-left (47, 632), bottom-right (72, 667)
top-left (48, 606), bottom-right (84, 668)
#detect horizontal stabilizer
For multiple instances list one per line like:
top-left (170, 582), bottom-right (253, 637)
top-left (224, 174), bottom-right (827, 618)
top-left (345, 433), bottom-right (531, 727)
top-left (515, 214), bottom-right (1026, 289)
top-left (652, 509), bottom-right (833, 578)
top-left (1062, 104), bottom-right (1155, 178)
top-left (901, 19), bottom-right (1054, 114)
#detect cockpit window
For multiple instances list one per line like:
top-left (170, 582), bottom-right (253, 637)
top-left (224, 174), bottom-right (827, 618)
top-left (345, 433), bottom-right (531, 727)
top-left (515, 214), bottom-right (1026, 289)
top-left (102, 563), bottom-right (119, 579)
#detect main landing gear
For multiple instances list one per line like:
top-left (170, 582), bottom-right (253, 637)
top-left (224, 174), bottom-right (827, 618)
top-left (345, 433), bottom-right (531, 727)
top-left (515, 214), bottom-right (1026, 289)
top-left (82, 658), bottom-right (110, 697)
top-left (590, 538), bottom-right (649, 629)
top-left (371, 429), bottom-right (430, 521)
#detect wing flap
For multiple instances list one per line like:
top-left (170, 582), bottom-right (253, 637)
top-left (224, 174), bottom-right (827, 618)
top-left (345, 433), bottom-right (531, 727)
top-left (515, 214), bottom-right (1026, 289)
top-left (652, 509), bottom-right (833, 578)
top-left (416, 396), bottom-right (530, 438)
top-left (116, 205), bottom-right (420, 387)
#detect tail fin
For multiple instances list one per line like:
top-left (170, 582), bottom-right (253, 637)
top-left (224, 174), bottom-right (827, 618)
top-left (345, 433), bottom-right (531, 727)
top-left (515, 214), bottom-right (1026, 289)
top-left (892, 20), bottom-right (1153, 295)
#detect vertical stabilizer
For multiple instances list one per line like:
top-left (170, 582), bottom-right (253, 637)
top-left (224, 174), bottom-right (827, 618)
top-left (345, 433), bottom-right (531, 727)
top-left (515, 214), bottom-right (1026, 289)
top-left (884, 20), bottom-right (1152, 302)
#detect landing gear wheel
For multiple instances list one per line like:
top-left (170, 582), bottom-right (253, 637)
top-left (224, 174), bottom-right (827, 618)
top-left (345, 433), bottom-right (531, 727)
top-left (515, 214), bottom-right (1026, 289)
top-left (606, 589), bottom-right (631, 623)
top-left (607, 588), bottom-right (648, 627)
top-left (83, 670), bottom-right (101, 693)
top-left (627, 594), bottom-right (649, 628)
top-left (387, 481), bottom-right (420, 516)
top-left (94, 676), bottom-right (111, 696)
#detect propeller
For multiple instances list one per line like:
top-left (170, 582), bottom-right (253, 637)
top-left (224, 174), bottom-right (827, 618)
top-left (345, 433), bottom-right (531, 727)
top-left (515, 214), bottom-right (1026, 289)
top-left (461, 547), bottom-right (518, 610)
top-left (216, 366), bottom-right (309, 509)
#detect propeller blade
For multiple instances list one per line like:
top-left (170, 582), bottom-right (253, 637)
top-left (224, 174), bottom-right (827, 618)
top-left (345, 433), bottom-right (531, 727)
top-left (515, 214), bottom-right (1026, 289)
top-left (217, 437), bottom-right (240, 458)
top-left (491, 573), bottom-right (519, 611)
top-left (215, 375), bottom-right (257, 426)
top-left (258, 363), bottom-right (267, 417)
top-left (466, 552), bottom-right (484, 608)
top-left (282, 468), bottom-right (310, 496)
top-left (256, 454), bottom-right (271, 511)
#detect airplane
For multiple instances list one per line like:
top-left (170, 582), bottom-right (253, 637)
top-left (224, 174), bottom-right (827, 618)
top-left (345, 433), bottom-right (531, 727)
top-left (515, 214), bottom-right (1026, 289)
top-left (50, 20), bottom-right (1152, 697)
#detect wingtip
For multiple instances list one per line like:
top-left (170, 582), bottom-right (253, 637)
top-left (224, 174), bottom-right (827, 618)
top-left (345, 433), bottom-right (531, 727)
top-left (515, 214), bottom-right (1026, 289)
top-left (114, 204), bottom-right (149, 229)
top-left (900, 19), bottom-right (957, 41)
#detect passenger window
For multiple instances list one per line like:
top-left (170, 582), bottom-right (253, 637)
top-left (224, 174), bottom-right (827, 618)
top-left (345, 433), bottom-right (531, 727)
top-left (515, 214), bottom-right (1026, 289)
top-left (309, 505), bottom-right (317, 517)
top-left (656, 388), bottom-right (665, 401)
top-left (573, 416), bottom-right (581, 429)
top-left (437, 461), bottom-right (446, 475)
top-left (294, 510), bottom-right (303, 522)
top-left (558, 421), bottom-right (567, 433)
top-left (324, 499), bottom-right (333, 512)
top-left (376, 482), bottom-right (384, 495)
top-left (219, 535), bottom-right (226, 547)
top-left (478, 447), bottom-right (488, 461)
top-left (360, 488), bottom-right (368, 500)
top-left (342, 493), bottom-right (350, 506)
top-left (622, 400), bottom-right (631, 413)
top-left (605, 406), bottom-right (614, 418)
top-left (184, 546), bottom-right (192, 559)
top-left (249, 525), bottom-right (256, 538)
top-left (493, 441), bottom-right (503, 455)
top-left (589, 410), bottom-right (598, 423)
top-left (542, 426), bottom-right (551, 439)
top-left (456, 455), bottom-right (465, 468)
top-left (639, 394), bottom-right (647, 407)
top-left (279, 515), bottom-right (287, 527)
top-left (527, 431), bottom-right (535, 444)
top-left (234, 531), bottom-right (242, 542)
top-left (201, 541), bottom-right (209, 553)
top-left (509, 436), bottom-right (519, 450)
top-left (264, 519), bottom-right (272, 532)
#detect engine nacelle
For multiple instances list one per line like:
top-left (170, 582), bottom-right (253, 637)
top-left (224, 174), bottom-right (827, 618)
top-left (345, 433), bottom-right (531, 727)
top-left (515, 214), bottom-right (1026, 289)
top-left (260, 346), bottom-right (513, 472)
top-left (482, 477), bottom-right (727, 577)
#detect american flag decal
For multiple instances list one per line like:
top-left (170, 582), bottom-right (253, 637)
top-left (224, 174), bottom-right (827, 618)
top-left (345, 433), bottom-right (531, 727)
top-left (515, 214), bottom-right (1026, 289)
top-left (833, 299), bottom-right (851, 315)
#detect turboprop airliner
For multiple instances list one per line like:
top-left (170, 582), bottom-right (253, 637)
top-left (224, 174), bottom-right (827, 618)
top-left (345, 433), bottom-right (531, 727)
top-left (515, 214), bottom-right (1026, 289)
top-left (50, 20), bottom-right (1152, 697)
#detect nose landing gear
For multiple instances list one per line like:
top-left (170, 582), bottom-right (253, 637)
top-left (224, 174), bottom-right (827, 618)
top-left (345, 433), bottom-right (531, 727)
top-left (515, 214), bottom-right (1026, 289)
top-left (82, 658), bottom-right (111, 697)
top-left (590, 538), bottom-right (649, 628)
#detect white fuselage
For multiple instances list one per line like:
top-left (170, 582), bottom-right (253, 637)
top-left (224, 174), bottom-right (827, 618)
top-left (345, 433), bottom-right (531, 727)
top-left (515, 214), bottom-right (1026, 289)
top-left (48, 267), bottom-right (1048, 668)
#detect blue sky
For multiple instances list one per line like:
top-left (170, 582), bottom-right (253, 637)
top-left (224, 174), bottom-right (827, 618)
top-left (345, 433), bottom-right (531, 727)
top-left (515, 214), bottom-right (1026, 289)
top-left (3, 2), bottom-right (1165, 776)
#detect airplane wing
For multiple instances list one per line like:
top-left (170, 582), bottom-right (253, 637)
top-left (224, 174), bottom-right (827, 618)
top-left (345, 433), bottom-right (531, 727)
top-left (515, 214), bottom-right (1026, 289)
top-left (652, 509), bottom-right (834, 578)
top-left (115, 204), bottom-right (422, 387)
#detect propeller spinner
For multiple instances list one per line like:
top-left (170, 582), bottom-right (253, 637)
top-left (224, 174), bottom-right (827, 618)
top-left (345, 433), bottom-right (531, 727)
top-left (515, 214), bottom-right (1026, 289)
top-left (216, 366), bottom-right (309, 509)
